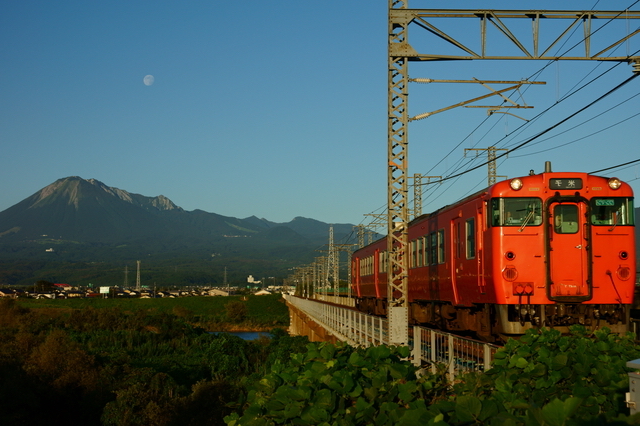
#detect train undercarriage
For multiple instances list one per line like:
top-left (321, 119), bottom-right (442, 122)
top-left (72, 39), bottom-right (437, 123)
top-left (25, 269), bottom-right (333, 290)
top-left (355, 297), bottom-right (630, 343)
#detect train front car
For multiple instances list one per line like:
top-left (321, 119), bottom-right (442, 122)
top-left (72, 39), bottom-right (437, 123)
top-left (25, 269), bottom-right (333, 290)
top-left (490, 171), bottom-right (636, 338)
top-left (351, 167), bottom-right (636, 342)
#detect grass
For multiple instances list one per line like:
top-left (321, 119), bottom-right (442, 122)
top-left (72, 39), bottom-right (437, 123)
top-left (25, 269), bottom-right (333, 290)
top-left (16, 293), bottom-right (290, 331)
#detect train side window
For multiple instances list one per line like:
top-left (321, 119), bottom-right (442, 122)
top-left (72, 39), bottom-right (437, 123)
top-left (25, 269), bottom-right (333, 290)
top-left (491, 197), bottom-right (543, 227)
top-left (417, 237), bottom-right (424, 267)
top-left (553, 204), bottom-right (578, 234)
top-left (437, 229), bottom-right (445, 264)
top-left (430, 232), bottom-right (437, 265)
top-left (466, 218), bottom-right (475, 259)
top-left (590, 197), bottom-right (635, 226)
top-left (410, 240), bottom-right (417, 268)
top-left (424, 236), bottom-right (430, 265)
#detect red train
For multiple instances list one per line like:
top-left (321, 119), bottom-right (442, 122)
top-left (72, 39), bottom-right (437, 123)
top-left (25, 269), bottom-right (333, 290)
top-left (351, 164), bottom-right (636, 341)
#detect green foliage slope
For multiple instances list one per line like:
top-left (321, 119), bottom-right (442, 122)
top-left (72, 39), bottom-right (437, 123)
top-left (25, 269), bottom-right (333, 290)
top-left (226, 326), bottom-right (640, 426)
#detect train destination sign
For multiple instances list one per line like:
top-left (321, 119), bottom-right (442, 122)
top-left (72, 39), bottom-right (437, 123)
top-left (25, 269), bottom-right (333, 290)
top-left (549, 178), bottom-right (583, 190)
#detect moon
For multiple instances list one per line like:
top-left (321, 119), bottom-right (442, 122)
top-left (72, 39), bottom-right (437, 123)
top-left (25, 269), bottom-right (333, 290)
top-left (143, 75), bottom-right (154, 86)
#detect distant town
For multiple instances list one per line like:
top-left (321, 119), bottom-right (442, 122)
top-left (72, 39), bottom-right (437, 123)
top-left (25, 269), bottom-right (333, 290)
top-left (0, 274), bottom-right (291, 299)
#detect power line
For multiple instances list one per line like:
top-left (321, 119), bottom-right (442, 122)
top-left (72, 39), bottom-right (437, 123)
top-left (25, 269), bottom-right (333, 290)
top-left (438, 73), bottom-right (640, 184)
top-left (591, 158), bottom-right (640, 174)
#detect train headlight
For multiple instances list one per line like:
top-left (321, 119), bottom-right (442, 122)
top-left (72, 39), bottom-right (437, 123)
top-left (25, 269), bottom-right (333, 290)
top-left (510, 178), bottom-right (523, 191)
top-left (617, 266), bottom-right (631, 281)
top-left (608, 177), bottom-right (622, 190)
top-left (620, 251), bottom-right (629, 260)
top-left (503, 266), bottom-right (518, 281)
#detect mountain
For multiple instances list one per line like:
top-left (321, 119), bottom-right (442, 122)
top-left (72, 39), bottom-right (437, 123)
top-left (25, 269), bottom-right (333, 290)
top-left (0, 177), bottom-right (181, 243)
top-left (0, 177), bottom-right (362, 285)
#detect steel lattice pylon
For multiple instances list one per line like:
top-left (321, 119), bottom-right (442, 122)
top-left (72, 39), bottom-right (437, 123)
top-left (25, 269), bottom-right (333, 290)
top-left (387, 0), bottom-right (410, 345)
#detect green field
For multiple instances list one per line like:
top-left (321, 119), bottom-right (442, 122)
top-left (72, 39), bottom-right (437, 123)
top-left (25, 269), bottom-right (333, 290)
top-left (16, 293), bottom-right (289, 331)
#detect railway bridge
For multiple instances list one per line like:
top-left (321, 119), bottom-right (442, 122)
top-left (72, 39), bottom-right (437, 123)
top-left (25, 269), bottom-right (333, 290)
top-left (284, 293), bottom-right (500, 379)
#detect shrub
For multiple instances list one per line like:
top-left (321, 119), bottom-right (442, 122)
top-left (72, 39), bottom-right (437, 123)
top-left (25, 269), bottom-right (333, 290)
top-left (225, 326), bottom-right (640, 426)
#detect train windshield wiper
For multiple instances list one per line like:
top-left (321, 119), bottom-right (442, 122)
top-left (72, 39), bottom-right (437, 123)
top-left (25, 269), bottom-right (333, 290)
top-left (608, 212), bottom-right (619, 232)
top-left (519, 210), bottom-right (534, 232)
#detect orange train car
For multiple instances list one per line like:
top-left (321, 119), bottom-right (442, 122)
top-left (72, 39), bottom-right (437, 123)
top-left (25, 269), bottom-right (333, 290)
top-left (351, 164), bottom-right (636, 341)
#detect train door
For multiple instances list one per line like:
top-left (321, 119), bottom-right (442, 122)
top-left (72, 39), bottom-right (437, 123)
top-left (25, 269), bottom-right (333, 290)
top-left (547, 201), bottom-right (590, 300)
top-left (450, 216), bottom-right (462, 305)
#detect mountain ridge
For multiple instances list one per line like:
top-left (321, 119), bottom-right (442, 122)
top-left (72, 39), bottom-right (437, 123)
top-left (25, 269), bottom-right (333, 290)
top-left (0, 176), bottom-right (360, 264)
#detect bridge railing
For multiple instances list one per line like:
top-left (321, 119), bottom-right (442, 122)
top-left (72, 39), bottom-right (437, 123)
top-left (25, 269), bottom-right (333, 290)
top-left (285, 295), bottom-right (500, 379)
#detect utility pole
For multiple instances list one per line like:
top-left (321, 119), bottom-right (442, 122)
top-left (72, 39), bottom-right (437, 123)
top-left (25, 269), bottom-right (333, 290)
top-left (387, 0), bottom-right (411, 346)
top-left (123, 265), bottom-right (129, 287)
top-left (465, 146), bottom-right (508, 186)
top-left (412, 174), bottom-right (442, 218)
top-left (356, 224), bottom-right (365, 248)
top-left (136, 260), bottom-right (141, 291)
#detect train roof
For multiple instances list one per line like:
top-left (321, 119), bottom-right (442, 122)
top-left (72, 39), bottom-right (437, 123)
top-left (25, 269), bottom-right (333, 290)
top-left (354, 169), bottom-right (633, 253)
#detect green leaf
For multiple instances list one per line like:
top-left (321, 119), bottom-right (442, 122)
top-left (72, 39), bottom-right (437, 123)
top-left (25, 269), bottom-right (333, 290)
top-left (314, 388), bottom-right (334, 410)
top-left (283, 402), bottom-right (303, 419)
top-left (510, 399), bottom-right (529, 410)
top-left (454, 395), bottom-right (482, 423)
top-left (397, 381), bottom-right (418, 403)
top-left (541, 397), bottom-right (582, 426)
top-left (395, 345), bottom-right (411, 358)
top-left (367, 344), bottom-right (391, 361)
top-left (540, 398), bottom-right (565, 426)
top-left (348, 382), bottom-right (363, 398)
top-left (348, 351), bottom-right (364, 367)
top-left (355, 397), bottom-right (372, 412)
top-left (551, 353), bottom-right (568, 370)
top-left (478, 399), bottom-right (500, 421)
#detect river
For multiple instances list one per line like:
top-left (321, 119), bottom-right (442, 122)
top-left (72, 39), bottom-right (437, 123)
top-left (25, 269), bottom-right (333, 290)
top-left (212, 331), bottom-right (269, 340)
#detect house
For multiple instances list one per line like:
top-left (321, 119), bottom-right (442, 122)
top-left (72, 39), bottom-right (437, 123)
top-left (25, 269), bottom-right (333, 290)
top-left (54, 283), bottom-right (72, 291)
top-left (206, 289), bottom-right (229, 296)
top-left (0, 289), bottom-right (16, 298)
top-left (35, 293), bottom-right (55, 299)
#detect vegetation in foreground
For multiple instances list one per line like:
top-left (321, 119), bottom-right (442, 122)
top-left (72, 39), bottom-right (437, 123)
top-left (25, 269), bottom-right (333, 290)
top-left (226, 326), bottom-right (640, 426)
top-left (4, 294), bottom-right (640, 426)
top-left (0, 297), bottom-right (307, 425)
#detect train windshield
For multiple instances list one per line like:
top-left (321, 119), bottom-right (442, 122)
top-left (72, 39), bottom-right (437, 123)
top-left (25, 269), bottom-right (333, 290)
top-left (491, 197), bottom-right (543, 227)
top-left (590, 197), bottom-right (635, 226)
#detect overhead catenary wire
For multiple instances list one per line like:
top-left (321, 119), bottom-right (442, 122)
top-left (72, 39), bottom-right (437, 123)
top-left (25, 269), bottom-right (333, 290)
top-left (363, 3), bottom-right (640, 227)
top-left (591, 158), bottom-right (640, 174)
top-left (436, 73), bottom-right (639, 184)
top-left (426, 2), bottom-right (640, 179)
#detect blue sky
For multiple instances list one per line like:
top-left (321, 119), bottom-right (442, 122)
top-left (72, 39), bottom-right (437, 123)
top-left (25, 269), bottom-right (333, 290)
top-left (2, 1), bottom-right (639, 227)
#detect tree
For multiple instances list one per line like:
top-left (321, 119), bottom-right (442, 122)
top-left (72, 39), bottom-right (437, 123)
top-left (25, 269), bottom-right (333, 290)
top-left (225, 300), bottom-right (247, 323)
top-left (34, 279), bottom-right (55, 292)
top-left (101, 370), bottom-right (179, 426)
